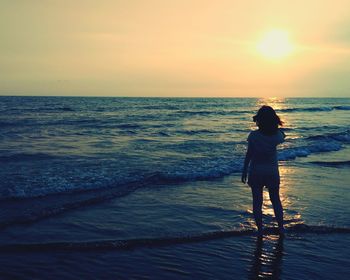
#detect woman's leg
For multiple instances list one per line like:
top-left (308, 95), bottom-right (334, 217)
top-left (251, 186), bottom-right (264, 233)
top-left (268, 187), bottom-right (284, 232)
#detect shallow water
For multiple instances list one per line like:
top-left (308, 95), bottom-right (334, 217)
top-left (0, 97), bottom-right (349, 279)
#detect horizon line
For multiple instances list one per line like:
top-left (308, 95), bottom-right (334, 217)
top-left (0, 95), bottom-right (349, 99)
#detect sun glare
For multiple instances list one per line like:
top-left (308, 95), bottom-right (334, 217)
top-left (257, 29), bottom-right (294, 60)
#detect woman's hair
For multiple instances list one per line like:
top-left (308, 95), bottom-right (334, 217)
top-left (253, 105), bottom-right (283, 135)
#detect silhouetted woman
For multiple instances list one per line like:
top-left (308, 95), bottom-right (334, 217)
top-left (241, 106), bottom-right (285, 235)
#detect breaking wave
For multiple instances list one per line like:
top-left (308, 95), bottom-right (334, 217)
top-left (277, 106), bottom-right (350, 113)
top-left (1, 129), bottom-right (350, 199)
top-left (309, 160), bottom-right (350, 167)
top-left (0, 224), bottom-right (348, 252)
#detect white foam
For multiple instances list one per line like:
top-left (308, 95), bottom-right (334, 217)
top-left (279, 142), bottom-right (342, 161)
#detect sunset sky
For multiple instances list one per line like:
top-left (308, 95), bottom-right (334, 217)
top-left (1, 0), bottom-right (350, 97)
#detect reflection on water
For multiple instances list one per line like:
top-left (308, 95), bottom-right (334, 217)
top-left (279, 164), bottom-right (304, 227)
top-left (256, 97), bottom-right (287, 112)
top-left (246, 173), bottom-right (304, 230)
top-left (269, 164), bottom-right (291, 217)
top-left (249, 235), bottom-right (284, 280)
top-left (257, 164), bottom-right (303, 228)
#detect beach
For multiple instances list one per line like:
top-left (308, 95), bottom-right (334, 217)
top-left (0, 97), bottom-right (349, 279)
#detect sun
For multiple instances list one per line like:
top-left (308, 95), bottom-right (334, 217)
top-left (257, 29), bottom-right (294, 60)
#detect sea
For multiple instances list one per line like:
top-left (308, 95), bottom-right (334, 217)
top-left (0, 96), bottom-right (349, 279)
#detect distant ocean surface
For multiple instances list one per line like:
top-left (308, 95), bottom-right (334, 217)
top-left (0, 96), bottom-right (349, 279)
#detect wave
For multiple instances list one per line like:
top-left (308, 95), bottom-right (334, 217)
top-left (138, 105), bottom-right (181, 110)
top-left (0, 224), bottom-right (348, 252)
top-left (0, 156), bottom-right (241, 200)
top-left (0, 120), bottom-right (33, 127)
top-left (175, 110), bottom-right (250, 116)
top-left (333, 105), bottom-right (350, 110)
top-left (0, 152), bottom-right (58, 163)
top-left (47, 107), bottom-right (74, 112)
top-left (0, 119), bottom-right (143, 130)
top-left (0, 176), bottom-right (149, 229)
top-left (157, 131), bottom-right (170, 137)
top-left (139, 158), bottom-right (243, 185)
top-left (0, 157), bottom-right (244, 227)
top-left (277, 106), bottom-right (350, 113)
top-left (1, 130), bottom-right (348, 198)
top-left (309, 160), bottom-right (350, 167)
top-left (0, 168), bottom-right (248, 229)
top-left (306, 130), bottom-right (350, 143)
top-left (115, 123), bottom-right (142, 129)
top-left (0, 118), bottom-right (98, 128)
top-left (4, 107), bottom-right (75, 113)
top-left (278, 142), bottom-right (342, 160)
top-left (1, 129), bottom-right (349, 199)
top-left (278, 130), bottom-right (350, 160)
top-left (175, 129), bottom-right (219, 135)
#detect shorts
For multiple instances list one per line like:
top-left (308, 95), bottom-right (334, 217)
top-left (248, 169), bottom-right (280, 189)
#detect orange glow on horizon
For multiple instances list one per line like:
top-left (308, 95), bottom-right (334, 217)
top-left (1, 1), bottom-right (350, 97)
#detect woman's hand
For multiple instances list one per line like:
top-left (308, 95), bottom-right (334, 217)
top-left (241, 170), bottom-right (247, 184)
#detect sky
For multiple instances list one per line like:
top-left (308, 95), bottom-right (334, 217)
top-left (1, 0), bottom-right (350, 97)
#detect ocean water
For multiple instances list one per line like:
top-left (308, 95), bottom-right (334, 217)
top-left (0, 96), bottom-right (349, 279)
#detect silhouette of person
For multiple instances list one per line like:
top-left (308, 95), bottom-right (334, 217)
top-left (242, 106), bottom-right (285, 235)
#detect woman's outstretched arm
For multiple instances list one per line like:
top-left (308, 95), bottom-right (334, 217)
top-left (241, 143), bottom-right (252, 184)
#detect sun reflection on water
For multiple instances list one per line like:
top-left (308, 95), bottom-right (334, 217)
top-left (249, 235), bottom-right (284, 279)
top-left (255, 97), bottom-right (303, 141)
top-left (247, 163), bottom-right (304, 229)
top-left (256, 97), bottom-right (288, 111)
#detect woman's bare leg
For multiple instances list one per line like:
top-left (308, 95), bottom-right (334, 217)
top-left (268, 187), bottom-right (284, 233)
top-left (251, 186), bottom-right (264, 234)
